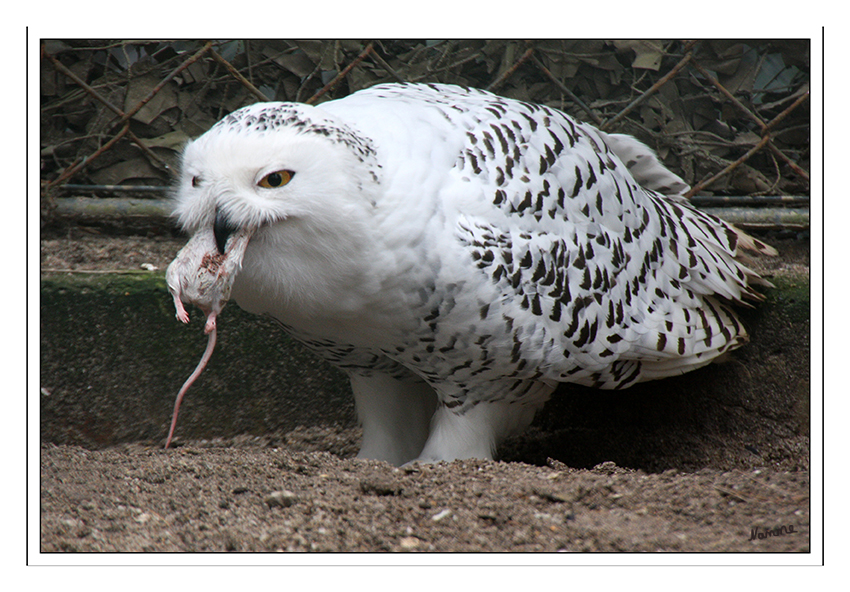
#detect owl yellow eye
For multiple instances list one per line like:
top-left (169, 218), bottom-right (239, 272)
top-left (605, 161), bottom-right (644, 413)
top-left (258, 170), bottom-right (294, 188)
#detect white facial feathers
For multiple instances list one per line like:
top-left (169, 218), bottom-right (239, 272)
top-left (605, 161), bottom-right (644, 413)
top-left (173, 101), bottom-right (382, 235)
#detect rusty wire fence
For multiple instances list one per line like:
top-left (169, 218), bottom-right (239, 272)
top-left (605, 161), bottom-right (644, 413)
top-left (40, 39), bottom-right (810, 231)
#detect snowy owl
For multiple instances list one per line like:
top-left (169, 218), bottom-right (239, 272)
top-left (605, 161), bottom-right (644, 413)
top-left (166, 82), bottom-right (775, 465)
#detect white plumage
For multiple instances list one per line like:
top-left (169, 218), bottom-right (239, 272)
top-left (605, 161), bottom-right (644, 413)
top-left (167, 83), bottom-right (775, 465)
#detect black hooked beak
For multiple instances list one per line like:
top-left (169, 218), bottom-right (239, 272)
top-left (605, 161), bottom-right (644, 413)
top-left (213, 211), bottom-right (239, 255)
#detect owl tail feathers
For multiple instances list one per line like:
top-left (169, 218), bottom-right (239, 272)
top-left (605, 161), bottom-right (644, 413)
top-left (734, 228), bottom-right (778, 258)
top-left (601, 131), bottom-right (691, 200)
top-left (726, 225), bottom-right (778, 299)
top-left (602, 129), bottom-right (778, 296)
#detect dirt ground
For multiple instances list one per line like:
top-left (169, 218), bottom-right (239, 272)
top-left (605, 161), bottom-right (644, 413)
top-left (39, 227), bottom-right (811, 554)
top-left (40, 439), bottom-right (808, 553)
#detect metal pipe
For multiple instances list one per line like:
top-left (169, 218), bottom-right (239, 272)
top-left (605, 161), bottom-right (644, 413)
top-left (53, 186), bottom-right (812, 207)
top-left (50, 196), bottom-right (810, 230)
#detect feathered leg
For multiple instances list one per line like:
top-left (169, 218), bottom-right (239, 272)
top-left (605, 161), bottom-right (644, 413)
top-left (351, 373), bottom-right (438, 466)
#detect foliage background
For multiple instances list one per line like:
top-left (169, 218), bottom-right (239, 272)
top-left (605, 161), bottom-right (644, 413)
top-left (40, 39), bottom-right (809, 216)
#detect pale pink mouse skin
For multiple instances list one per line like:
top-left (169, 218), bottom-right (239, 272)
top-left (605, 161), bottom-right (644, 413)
top-left (164, 226), bottom-right (254, 448)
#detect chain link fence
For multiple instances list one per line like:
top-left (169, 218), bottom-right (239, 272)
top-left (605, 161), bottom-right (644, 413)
top-left (40, 39), bottom-right (810, 230)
